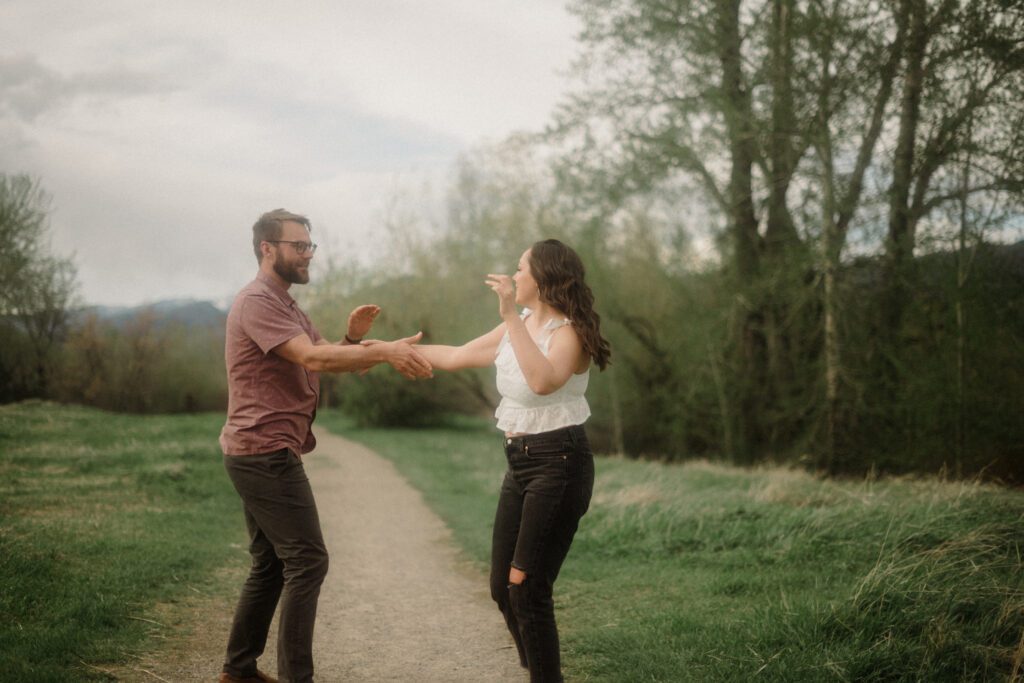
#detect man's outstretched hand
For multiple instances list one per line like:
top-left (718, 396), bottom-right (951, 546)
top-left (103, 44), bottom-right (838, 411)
top-left (362, 332), bottom-right (433, 379)
top-left (346, 304), bottom-right (380, 342)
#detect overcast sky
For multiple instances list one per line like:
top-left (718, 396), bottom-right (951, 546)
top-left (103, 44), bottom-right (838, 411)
top-left (1, 1), bottom-right (580, 307)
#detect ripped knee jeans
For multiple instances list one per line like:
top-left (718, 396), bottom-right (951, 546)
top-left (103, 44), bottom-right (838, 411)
top-left (489, 424), bottom-right (594, 683)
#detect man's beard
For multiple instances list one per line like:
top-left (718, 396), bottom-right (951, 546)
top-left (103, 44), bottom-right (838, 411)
top-left (273, 258), bottom-right (309, 285)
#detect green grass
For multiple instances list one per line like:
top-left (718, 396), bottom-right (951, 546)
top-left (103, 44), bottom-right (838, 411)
top-left (318, 410), bottom-right (1024, 682)
top-left (5, 403), bottom-right (1020, 681)
top-left (0, 401), bottom-right (244, 682)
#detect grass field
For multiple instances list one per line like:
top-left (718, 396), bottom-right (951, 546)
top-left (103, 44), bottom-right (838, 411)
top-left (3, 403), bottom-right (1022, 682)
top-left (0, 401), bottom-right (244, 682)
top-left (318, 411), bottom-right (1024, 682)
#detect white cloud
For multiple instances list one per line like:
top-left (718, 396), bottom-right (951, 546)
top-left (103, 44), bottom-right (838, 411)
top-left (0, 54), bottom-right (166, 121)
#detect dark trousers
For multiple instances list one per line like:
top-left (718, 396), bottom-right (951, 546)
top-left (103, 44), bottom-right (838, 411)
top-left (223, 449), bottom-right (329, 683)
top-left (490, 425), bottom-right (595, 683)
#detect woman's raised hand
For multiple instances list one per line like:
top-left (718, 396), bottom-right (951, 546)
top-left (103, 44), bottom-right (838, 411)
top-left (485, 274), bottom-right (517, 320)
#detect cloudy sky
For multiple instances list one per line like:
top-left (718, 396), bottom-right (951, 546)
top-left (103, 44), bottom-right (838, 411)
top-left (1, 1), bottom-right (580, 307)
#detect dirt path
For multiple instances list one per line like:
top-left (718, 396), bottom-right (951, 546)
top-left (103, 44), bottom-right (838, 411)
top-left (114, 429), bottom-right (523, 682)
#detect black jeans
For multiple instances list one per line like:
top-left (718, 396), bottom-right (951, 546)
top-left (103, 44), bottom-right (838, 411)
top-left (223, 449), bottom-right (329, 683)
top-left (490, 424), bottom-right (595, 683)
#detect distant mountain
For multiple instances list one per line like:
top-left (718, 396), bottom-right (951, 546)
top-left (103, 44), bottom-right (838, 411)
top-left (77, 298), bottom-right (227, 330)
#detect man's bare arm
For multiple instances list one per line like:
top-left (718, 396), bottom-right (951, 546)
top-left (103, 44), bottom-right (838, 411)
top-left (275, 333), bottom-right (432, 379)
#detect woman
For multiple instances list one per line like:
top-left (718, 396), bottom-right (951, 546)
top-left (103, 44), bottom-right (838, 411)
top-left (418, 239), bottom-right (611, 682)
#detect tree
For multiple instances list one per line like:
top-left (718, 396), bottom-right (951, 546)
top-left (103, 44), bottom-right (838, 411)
top-left (0, 175), bottom-right (48, 305)
top-left (16, 255), bottom-right (77, 395)
top-left (810, 0), bottom-right (907, 469)
top-left (0, 174), bottom-right (79, 399)
top-left (881, 0), bottom-right (1024, 372)
top-left (549, 0), bottom-right (1024, 468)
top-left (551, 0), bottom-right (833, 460)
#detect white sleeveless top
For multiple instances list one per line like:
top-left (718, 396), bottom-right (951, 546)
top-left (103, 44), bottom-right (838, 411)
top-left (493, 308), bottom-right (591, 434)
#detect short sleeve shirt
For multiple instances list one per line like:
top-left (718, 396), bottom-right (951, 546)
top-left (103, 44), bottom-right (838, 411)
top-left (219, 272), bottom-right (324, 456)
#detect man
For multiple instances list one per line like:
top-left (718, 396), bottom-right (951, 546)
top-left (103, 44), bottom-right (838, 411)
top-left (218, 209), bottom-right (432, 683)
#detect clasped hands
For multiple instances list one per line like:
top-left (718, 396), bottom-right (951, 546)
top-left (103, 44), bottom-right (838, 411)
top-left (344, 304), bottom-right (432, 380)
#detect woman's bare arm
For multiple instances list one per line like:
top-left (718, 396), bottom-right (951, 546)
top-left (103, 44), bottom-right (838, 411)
top-left (417, 323), bottom-right (506, 371)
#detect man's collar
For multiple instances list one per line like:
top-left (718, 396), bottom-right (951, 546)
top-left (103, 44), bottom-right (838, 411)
top-left (255, 271), bottom-right (295, 306)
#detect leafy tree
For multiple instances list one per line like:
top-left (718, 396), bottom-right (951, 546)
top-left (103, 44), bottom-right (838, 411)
top-left (547, 0), bottom-right (1024, 470)
top-left (0, 175), bottom-right (78, 399)
top-left (550, 0), bottom-right (842, 460)
top-left (880, 0), bottom-right (1024, 376)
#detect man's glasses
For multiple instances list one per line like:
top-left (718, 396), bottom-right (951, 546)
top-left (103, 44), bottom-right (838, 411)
top-left (266, 240), bottom-right (318, 254)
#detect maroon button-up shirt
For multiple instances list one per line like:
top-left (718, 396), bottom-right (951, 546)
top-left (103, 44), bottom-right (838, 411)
top-left (219, 272), bottom-right (324, 456)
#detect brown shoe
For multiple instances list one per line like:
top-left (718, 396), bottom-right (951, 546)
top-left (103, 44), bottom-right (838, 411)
top-left (217, 671), bottom-right (278, 683)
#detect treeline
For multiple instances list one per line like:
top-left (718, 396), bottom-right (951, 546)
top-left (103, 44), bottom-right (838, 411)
top-left (57, 310), bottom-right (227, 413)
top-left (0, 175), bottom-right (226, 413)
top-left (300, 139), bottom-right (1023, 482)
top-left (304, 0), bottom-right (1024, 482)
top-left (541, 0), bottom-right (1024, 480)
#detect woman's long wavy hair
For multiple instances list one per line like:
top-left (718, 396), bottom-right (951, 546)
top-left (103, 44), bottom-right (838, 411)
top-left (529, 239), bottom-right (611, 370)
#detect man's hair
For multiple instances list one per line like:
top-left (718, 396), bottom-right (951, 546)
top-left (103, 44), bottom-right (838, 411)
top-left (252, 209), bottom-right (312, 263)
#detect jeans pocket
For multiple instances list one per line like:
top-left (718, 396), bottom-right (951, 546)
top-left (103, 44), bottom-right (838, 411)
top-left (524, 441), bottom-right (571, 459)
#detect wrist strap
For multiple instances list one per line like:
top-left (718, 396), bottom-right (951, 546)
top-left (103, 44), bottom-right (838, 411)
top-left (344, 334), bottom-right (362, 345)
